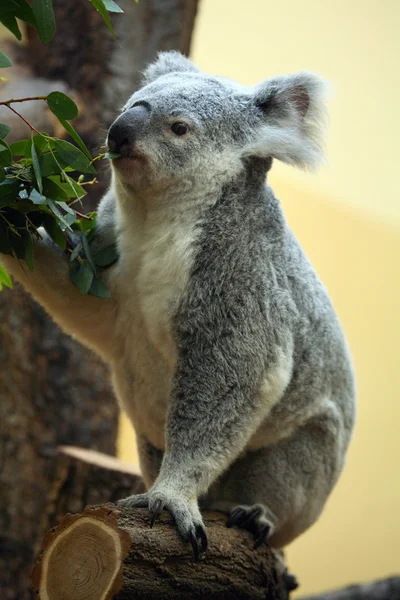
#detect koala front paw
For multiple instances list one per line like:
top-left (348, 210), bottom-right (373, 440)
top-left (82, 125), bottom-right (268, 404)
top-left (117, 489), bottom-right (208, 560)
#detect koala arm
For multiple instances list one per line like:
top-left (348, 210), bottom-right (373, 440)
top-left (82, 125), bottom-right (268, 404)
top-left (0, 191), bottom-right (117, 360)
top-left (158, 301), bottom-right (292, 499)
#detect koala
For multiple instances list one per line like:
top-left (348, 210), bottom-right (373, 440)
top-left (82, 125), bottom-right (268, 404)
top-left (1, 52), bottom-right (355, 559)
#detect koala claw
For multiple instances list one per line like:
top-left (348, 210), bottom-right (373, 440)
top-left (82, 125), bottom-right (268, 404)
top-left (117, 491), bottom-right (208, 560)
top-left (227, 503), bottom-right (272, 548)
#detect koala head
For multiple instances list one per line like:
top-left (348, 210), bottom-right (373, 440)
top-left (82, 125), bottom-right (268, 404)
top-left (107, 51), bottom-right (328, 193)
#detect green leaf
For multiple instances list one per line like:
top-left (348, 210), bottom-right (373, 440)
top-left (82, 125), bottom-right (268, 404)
top-left (47, 198), bottom-right (73, 230)
top-left (0, 263), bottom-right (13, 290)
top-left (24, 231), bottom-right (34, 271)
top-left (70, 241), bottom-right (83, 262)
top-left (82, 232), bottom-right (97, 274)
top-left (30, 133), bottom-right (55, 153)
top-left (48, 174), bottom-right (86, 199)
top-left (88, 277), bottom-right (111, 298)
top-left (42, 177), bottom-right (69, 201)
top-left (47, 92), bottom-right (78, 121)
top-left (57, 118), bottom-right (92, 160)
top-left (56, 201), bottom-right (76, 216)
top-left (93, 243), bottom-right (119, 267)
top-left (13, 0), bottom-right (37, 27)
top-left (0, 138), bottom-right (12, 169)
top-left (70, 262), bottom-right (94, 295)
top-left (103, 0), bottom-right (123, 13)
top-left (0, 15), bottom-right (21, 40)
top-left (0, 52), bottom-right (11, 68)
top-left (0, 169), bottom-right (5, 184)
top-left (38, 152), bottom-right (67, 177)
top-left (88, 0), bottom-right (113, 34)
top-left (0, 178), bottom-right (19, 203)
top-left (80, 212), bottom-right (96, 233)
top-left (42, 213), bottom-right (66, 249)
top-left (0, 124), bottom-right (11, 139)
top-left (32, 0), bottom-right (55, 44)
top-left (54, 140), bottom-right (96, 174)
top-left (31, 140), bottom-right (42, 193)
top-left (29, 188), bottom-right (47, 204)
top-left (10, 139), bottom-right (29, 157)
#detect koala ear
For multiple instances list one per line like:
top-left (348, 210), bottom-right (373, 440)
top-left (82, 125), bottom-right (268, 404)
top-left (142, 51), bottom-right (199, 85)
top-left (245, 72), bottom-right (329, 170)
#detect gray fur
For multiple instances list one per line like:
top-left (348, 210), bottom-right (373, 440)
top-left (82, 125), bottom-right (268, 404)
top-left (0, 52), bottom-right (355, 554)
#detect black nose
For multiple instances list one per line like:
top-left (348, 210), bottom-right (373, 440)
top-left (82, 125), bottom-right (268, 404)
top-left (107, 105), bottom-right (150, 156)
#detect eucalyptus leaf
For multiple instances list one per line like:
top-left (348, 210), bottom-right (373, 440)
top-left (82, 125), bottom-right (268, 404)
top-left (88, 277), bottom-right (111, 298)
top-left (54, 140), bottom-right (96, 174)
top-left (70, 262), bottom-right (94, 295)
top-left (31, 140), bottom-right (42, 193)
top-left (32, 0), bottom-right (55, 44)
top-left (56, 200), bottom-right (76, 216)
top-left (0, 14), bottom-right (22, 40)
top-left (93, 243), bottom-right (119, 267)
top-left (42, 214), bottom-right (66, 249)
top-left (82, 232), bottom-right (97, 274)
top-left (10, 139), bottom-right (29, 157)
top-left (0, 124), bottom-right (11, 138)
top-left (88, 0), bottom-right (113, 34)
top-left (103, 0), bottom-right (123, 13)
top-left (0, 138), bottom-right (12, 169)
top-left (29, 188), bottom-right (47, 204)
top-left (47, 92), bottom-right (78, 121)
top-left (47, 198), bottom-right (73, 231)
top-left (57, 118), bottom-right (91, 160)
top-left (70, 241), bottom-right (83, 262)
top-left (0, 263), bottom-right (13, 290)
top-left (0, 52), bottom-right (12, 68)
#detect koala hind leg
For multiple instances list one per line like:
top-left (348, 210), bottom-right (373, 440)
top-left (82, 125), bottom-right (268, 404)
top-left (227, 503), bottom-right (273, 547)
top-left (202, 411), bottom-right (343, 549)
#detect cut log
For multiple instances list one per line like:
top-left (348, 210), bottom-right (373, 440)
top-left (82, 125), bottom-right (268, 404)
top-left (34, 445), bottom-right (145, 560)
top-left (32, 504), bottom-right (291, 600)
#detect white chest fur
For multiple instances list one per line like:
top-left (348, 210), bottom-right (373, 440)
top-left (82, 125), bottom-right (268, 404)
top-left (109, 198), bottom-right (200, 448)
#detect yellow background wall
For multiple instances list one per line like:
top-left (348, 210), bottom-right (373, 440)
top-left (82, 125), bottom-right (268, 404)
top-left (119, 0), bottom-right (400, 594)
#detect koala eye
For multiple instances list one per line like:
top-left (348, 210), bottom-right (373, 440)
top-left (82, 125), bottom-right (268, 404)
top-left (171, 122), bottom-right (189, 136)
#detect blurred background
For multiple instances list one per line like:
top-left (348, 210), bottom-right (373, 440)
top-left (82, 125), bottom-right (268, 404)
top-left (1, 0), bottom-right (399, 598)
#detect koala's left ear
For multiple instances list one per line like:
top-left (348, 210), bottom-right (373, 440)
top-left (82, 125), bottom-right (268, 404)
top-left (245, 72), bottom-right (329, 170)
top-left (142, 51), bottom-right (199, 85)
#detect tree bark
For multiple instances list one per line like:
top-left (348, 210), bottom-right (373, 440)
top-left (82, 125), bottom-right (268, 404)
top-left (32, 505), bottom-right (291, 600)
top-left (0, 4), bottom-right (200, 599)
top-left (0, 286), bottom-right (118, 600)
top-left (299, 577), bottom-right (400, 600)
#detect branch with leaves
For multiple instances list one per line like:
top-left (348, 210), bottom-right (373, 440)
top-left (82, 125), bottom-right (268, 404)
top-left (0, 0), bottom-right (125, 295)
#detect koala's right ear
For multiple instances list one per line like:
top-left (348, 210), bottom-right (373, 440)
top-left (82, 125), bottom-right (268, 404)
top-left (141, 51), bottom-right (199, 85)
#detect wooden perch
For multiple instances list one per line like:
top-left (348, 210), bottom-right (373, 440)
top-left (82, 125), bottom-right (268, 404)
top-left (32, 504), bottom-right (292, 600)
top-left (34, 445), bottom-right (145, 557)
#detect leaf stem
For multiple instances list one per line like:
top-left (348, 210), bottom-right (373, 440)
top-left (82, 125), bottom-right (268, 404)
top-left (0, 96), bottom-right (47, 106)
top-left (5, 104), bottom-right (46, 138)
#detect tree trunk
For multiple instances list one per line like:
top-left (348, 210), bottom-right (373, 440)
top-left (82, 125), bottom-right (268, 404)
top-left (0, 286), bottom-right (118, 600)
top-left (32, 505), bottom-right (291, 600)
top-left (0, 3), bottom-right (200, 599)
